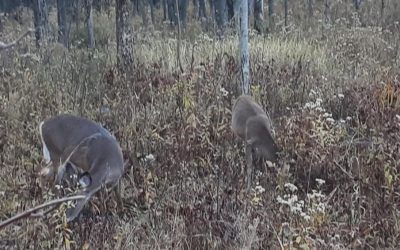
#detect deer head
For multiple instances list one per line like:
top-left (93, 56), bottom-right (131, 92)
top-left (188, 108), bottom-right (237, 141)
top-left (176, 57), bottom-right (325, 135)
top-left (39, 114), bottom-right (124, 222)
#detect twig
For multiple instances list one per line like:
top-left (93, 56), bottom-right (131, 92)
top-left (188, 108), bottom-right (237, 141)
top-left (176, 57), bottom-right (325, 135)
top-left (0, 28), bottom-right (35, 50)
top-left (0, 195), bottom-right (85, 230)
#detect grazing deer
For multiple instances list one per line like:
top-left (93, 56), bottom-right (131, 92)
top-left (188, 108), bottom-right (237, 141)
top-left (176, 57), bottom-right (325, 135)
top-left (231, 95), bottom-right (279, 190)
top-left (39, 114), bottom-right (124, 222)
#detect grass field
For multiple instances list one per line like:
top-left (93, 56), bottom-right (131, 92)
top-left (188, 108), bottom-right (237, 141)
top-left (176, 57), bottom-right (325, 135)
top-left (1, 2), bottom-right (400, 249)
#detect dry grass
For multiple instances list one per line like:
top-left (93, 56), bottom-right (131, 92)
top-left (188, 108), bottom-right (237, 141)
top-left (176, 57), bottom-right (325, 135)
top-left (1, 2), bottom-right (400, 249)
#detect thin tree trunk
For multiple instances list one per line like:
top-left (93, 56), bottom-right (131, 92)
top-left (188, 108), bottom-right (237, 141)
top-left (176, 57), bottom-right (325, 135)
top-left (284, 0), bottom-right (288, 28)
top-left (254, 0), bottom-right (263, 34)
top-left (381, 0), bottom-right (384, 21)
top-left (324, 0), bottom-right (329, 25)
top-left (57, 0), bottom-right (67, 47)
top-left (179, 0), bottom-right (188, 28)
top-left (85, 0), bottom-right (95, 48)
top-left (193, 0), bottom-right (198, 19)
top-left (267, 0), bottom-right (274, 32)
top-left (32, 0), bottom-right (49, 47)
top-left (140, 0), bottom-right (148, 27)
top-left (162, 0), bottom-right (168, 21)
top-left (74, 0), bottom-right (81, 30)
top-left (168, 0), bottom-right (176, 24)
top-left (116, 0), bottom-right (134, 72)
top-left (215, 0), bottom-right (227, 33)
top-left (308, 0), bottom-right (313, 18)
top-left (240, 0), bottom-right (250, 94)
top-left (198, 0), bottom-right (206, 19)
top-left (149, 0), bottom-right (155, 25)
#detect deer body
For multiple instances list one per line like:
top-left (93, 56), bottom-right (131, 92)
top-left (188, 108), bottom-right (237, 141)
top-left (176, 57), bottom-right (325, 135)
top-left (231, 95), bottom-right (279, 189)
top-left (39, 114), bottom-right (124, 222)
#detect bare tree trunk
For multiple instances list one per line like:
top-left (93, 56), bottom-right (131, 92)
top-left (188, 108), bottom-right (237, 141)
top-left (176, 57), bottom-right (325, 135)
top-left (149, 0), bottom-right (155, 25)
top-left (354, 0), bottom-right (360, 11)
top-left (284, 0), bottom-right (288, 27)
top-left (208, 0), bottom-right (214, 21)
top-left (267, 0), bottom-right (274, 32)
top-left (324, 0), bottom-right (329, 25)
top-left (381, 0), bottom-right (384, 21)
top-left (240, 0), bottom-right (250, 94)
top-left (254, 0), bottom-right (263, 34)
top-left (193, 0), bottom-right (199, 18)
top-left (215, 0), bottom-right (227, 34)
top-left (162, 0), bottom-right (168, 21)
top-left (116, 0), bottom-right (134, 72)
top-left (168, 0), bottom-right (176, 24)
top-left (57, 0), bottom-right (67, 47)
top-left (198, 0), bottom-right (206, 19)
top-left (32, 0), bottom-right (49, 47)
top-left (179, 0), bottom-right (189, 28)
top-left (85, 0), bottom-right (95, 48)
top-left (74, 0), bottom-right (81, 30)
top-left (139, 0), bottom-right (148, 27)
top-left (307, 0), bottom-right (313, 18)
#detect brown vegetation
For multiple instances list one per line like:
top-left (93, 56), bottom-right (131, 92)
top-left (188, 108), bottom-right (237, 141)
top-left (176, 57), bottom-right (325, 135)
top-left (1, 2), bottom-right (400, 249)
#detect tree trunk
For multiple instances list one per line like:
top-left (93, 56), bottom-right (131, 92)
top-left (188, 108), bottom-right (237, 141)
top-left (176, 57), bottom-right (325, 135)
top-left (193, 0), bottom-right (198, 19)
top-left (307, 0), bottom-right (313, 18)
top-left (215, 0), bottom-right (227, 33)
top-left (74, 0), bottom-right (81, 30)
top-left (381, 0), bottom-right (384, 20)
top-left (179, 0), bottom-right (189, 28)
top-left (139, 0), bottom-right (148, 27)
top-left (267, 0), bottom-right (274, 32)
top-left (198, 0), bottom-right (206, 19)
top-left (149, 0), bottom-right (155, 25)
top-left (116, 0), bottom-right (134, 72)
top-left (354, 0), bottom-right (360, 11)
top-left (234, 0), bottom-right (240, 33)
top-left (57, 0), bottom-right (67, 47)
top-left (32, 0), bottom-right (49, 47)
top-left (324, 0), bottom-right (329, 25)
top-left (208, 0), bottom-right (214, 20)
top-left (167, 0), bottom-right (177, 24)
top-left (85, 0), bottom-right (95, 48)
top-left (227, 0), bottom-right (234, 22)
top-left (240, 0), bottom-right (250, 94)
top-left (284, 0), bottom-right (288, 27)
top-left (254, 0), bottom-right (263, 34)
top-left (162, 0), bottom-right (168, 21)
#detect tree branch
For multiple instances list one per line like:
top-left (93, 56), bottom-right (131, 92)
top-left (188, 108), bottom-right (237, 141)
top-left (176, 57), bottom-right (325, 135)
top-left (0, 28), bottom-right (35, 50)
top-left (0, 195), bottom-right (86, 230)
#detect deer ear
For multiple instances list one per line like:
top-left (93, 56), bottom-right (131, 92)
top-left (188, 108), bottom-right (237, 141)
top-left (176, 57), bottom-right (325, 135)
top-left (78, 172), bottom-right (92, 188)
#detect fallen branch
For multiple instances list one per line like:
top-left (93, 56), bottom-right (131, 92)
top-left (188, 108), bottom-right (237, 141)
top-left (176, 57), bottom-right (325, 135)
top-left (0, 28), bottom-right (34, 50)
top-left (0, 195), bottom-right (85, 230)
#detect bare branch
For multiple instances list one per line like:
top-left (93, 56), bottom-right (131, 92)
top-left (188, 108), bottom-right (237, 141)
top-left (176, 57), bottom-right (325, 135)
top-left (0, 195), bottom-right (85, 230)
top-left (0, 28), bottom-right (35, 50)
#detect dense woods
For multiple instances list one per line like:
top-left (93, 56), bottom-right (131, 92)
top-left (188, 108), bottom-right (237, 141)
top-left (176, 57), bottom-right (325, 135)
top-left (1, 0), bottom-right (400, 249)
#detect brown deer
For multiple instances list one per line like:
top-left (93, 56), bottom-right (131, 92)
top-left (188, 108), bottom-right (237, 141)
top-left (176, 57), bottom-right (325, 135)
top-left (39, 114), bottom-right (124, 222)
top-left (231, 95), bottom-right (279, 189)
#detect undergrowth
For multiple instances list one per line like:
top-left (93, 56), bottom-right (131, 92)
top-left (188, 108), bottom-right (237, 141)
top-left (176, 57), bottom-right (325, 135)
top-left (1, 4), bottom-right (400, 249)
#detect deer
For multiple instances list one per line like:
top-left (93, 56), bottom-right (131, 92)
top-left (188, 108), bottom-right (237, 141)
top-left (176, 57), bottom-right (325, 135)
top-left (231, 95), bottom-right (279, 190)
top-left (39, 114), bottom-right (124, 222)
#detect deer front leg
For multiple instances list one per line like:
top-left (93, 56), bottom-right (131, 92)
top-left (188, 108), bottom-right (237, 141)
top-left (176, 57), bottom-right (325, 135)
top-left (245, 144), bottom-right (253, 191)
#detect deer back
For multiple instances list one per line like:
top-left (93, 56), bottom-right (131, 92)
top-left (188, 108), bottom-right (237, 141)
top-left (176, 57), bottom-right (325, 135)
top-left (231, 95), bottom-right (278, 162)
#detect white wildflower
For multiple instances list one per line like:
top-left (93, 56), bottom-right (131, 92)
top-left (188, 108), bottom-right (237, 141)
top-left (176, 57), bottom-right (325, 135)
top-left (284, 183), bottom-right (298, 192)
top-left (326, 117), bottom-right (335, 123)
top-left (338, 94), bottom-right (344, 99)
top-left (220, 87), bottom-right (228, 97)
top-left (316, 178), bottom-right (326, 185)
top-left (346, 116), bottom-right (352, 121)
top-left (145, 154), bottom-right (155, 163)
